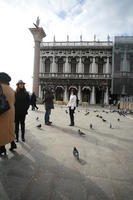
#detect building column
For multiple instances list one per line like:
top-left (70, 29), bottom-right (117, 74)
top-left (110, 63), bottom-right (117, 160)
top-left (106, 57), bottom-right (110, 74)
top-left (40, 57), bottom-right (44, 73)
top-left (63, 86), bottom-right (68, 103)
top-left (90, 86), bottom-right (96, 104)
top-left (78, 85), bottom-right (82, 105)
top-left (65, 57), bottom-right (70, 73)
top-left (51, 56), bottom-right (57, 73)
top-left (91, 57), bottom-right (98, 73)
top-left (78, 57), bottom-right (83, 73)
top-left (29, 27), bottom-right (46, 96)
top-left (104, 86), bottom-right (109, 105)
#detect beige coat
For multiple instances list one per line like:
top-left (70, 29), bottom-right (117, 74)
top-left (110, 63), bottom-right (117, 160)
top-left (0, 84), bottom-right (15, 146)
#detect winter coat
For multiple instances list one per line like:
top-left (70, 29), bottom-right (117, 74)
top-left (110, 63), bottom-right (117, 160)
top-left (0, 84), bottom-right (15, 146)
top-left (44, 91), bottom-right (54, 110)
top-left (15, 89), bottom-right (30, 115)
top-left (68, 94), bottom-right (77, 110)
top-left (30, 93), bottom-right (37, 105)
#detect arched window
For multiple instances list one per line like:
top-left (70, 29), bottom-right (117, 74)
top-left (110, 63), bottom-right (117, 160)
top-left (71, 58), bottom-right (76, 73)
top-left (84, 58), bottom-right (90, 73)
top-left (58, 58), bottom-right (63, 73)
top-left (45, 58), bottom-right (50, 72)
top-left (98, 58), bottom-right (104, 74)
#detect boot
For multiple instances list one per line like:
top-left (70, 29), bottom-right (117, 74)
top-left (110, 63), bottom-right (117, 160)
top-left (0, 146), bottom-right (6, 155)
top-left (21, 132), bottom-right (25, 142)
top-left (15, 132), bottom-right (19, 142)
top-left (9, 141), bottom-right (17, 151)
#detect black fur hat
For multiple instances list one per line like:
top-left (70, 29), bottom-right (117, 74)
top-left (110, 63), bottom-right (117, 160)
top-left (0, 72), bottom-right (11, 83)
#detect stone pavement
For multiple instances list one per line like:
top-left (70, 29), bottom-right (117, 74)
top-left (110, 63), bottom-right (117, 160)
top-left (0, 105), bottom-right (133, 200)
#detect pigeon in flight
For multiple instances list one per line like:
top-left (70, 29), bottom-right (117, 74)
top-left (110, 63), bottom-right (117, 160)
top-left (73, 147), bottom-right (79, 160)
top-left (102, 119), bottom-right (106, 122)
top-left (78, 129), bottom-right (86, 136)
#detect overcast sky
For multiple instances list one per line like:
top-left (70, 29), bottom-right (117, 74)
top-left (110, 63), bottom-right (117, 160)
top-left (0, 0), bottom-right (133, 92)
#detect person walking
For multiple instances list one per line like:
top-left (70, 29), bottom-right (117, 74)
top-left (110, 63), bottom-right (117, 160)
top-left (0, 72), bottom-right (17, 155)
top-left (15, 80), bottom-right (30, 142)
top-left (43, 87), bottom-right (54, 125)
top-left (68, 89), bottom-right (77, 126)
top-left (30, 92), bottom-right (38, 110)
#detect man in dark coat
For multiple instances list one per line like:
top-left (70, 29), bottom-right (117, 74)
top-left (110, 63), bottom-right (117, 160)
top-left (43, 87), bottom-right (54, 125)
top-left (15, 80), bottom-right (30, 142)
top-left (30, 92), bottom-right (38, 110)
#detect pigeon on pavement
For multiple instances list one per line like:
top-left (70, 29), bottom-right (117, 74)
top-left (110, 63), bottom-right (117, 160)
top-left (73, 147), bottom-right (79, 160)
top-left (78, 129), bottom-right (86, 136)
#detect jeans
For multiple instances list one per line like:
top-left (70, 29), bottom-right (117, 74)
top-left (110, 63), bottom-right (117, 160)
top-left (69, 107), bottom-right (75, 125)
top-left (45, 109), bottom-right (51, 124)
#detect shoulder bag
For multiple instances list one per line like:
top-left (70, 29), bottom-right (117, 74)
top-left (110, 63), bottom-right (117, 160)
top-left (0, 84), bottom-right (10, 115)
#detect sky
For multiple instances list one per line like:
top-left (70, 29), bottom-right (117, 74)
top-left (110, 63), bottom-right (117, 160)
top-left (0, 0), bottom-right (133, 92)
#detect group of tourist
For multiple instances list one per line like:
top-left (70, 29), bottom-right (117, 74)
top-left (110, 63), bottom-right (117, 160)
top-left (0, 72), bottom-right (77, 156)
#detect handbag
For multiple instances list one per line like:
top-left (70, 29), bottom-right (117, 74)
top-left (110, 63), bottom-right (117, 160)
top-left (0, 84), bottom-right (10, 115)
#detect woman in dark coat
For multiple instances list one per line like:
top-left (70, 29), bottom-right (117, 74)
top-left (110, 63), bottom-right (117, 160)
top-left (15, 80), bottom-right (30, 142)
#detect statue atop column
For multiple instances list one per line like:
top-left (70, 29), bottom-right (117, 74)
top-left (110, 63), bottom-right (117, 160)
top-left (33, 16), bottom-right (40, 28)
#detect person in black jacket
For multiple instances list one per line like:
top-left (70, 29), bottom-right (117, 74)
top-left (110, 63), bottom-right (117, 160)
top-left (43, 87), bottom-right (54, 125)
top-left (15, 80), bottom-right (30, 142)
top-left (30, 92), bottom-right (38, 110)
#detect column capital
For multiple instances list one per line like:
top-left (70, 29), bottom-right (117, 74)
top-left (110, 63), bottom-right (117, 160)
top-left (29, 27), bottom-right (46, 42)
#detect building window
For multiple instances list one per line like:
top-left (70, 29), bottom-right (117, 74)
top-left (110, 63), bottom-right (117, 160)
top-left (98, 63), bottom-right (103, 74)
top-left (84, 59), bottom-right (90, 73)
top-left (71, 58), bottom-right (77, 73)
top-left (58, 58), bottom-right (64, 73)
top-left (45, 59), bottom-right (50, 72)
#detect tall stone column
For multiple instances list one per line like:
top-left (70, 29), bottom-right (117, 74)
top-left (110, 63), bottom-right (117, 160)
top-left (104, 86), bottom-right (109, 105)
top-left (91, 57), bottom-right (98, 73)
top-left (78, 85), bottom-right (82, 105)
top-left (90, 86), bottom-right (96, 104)
top-left (63, 86), bottom-right (68, 103)
top-left (29, 27), bottom-right (46, 96)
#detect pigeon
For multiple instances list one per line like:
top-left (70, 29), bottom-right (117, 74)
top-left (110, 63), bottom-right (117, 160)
top-left (96, 114), bottom-right (99, 117)
top-left (73, 147), bottom-right (79, 160)
top-left (117, 118), bottom-right (120, 122)
top-left (78, 129), bottom-right (86, 136)
top-left (78, 110), bottom-right (80, 112)
top-left (99, 116), bottom-right (103, 119)
top-left (90, 124), bottom-right (93, 129)
top-left (65, 110), bottom-right (68, 114)
top-left (102, 119), bottom-right (106, 122)
top-left (37, 124), bottom-right (42, 128)
top-left (36, 117), bottom-right (39, 120)
top-left (85, 111), bottom-right (89, 116)
top-left (110, 123), bottom-right (112, 128)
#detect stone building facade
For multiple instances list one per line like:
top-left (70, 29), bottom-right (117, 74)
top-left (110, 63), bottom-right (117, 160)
top-left (39, 40), bottom-right (112, 105)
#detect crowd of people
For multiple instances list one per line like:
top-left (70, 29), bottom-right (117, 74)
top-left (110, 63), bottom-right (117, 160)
top-left (0, 72), bottom-right (77, 156)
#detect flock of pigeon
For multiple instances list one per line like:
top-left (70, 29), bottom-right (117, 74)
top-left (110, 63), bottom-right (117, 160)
top-left (35, 108), bottom-right (128, 162)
